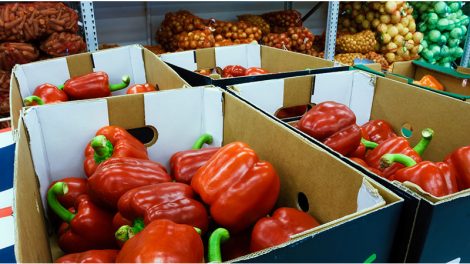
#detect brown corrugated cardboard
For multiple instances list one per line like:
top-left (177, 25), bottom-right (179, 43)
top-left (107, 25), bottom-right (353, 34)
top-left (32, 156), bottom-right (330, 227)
top-left (10, 45), bottom-right (189, 130)
top-left (14, 87), bottom-right (402, 262)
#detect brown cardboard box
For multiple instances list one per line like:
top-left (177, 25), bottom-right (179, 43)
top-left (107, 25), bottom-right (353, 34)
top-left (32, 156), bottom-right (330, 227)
top-left (10, 45), bottom-right (189, 130)
top-left (160, 44), bottom-right (341, 87)
top-left (230, 71), bottom-right (470, 261)
top-left (14, 87), bottom-right (402, 262)
top-left (391, 60), bottom-right (470, 100)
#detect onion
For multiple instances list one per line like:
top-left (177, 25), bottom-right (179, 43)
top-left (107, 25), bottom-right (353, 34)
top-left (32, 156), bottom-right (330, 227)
top-left (377, 23), bottom-right (388, 33)
top-left (362, 20), bottom-right (371, 29)
top-left (405, 32), bottom-right (413, 41)
top-left (355, 14), bottom-right (365, 24)
top-left (391, 11), bottom-right (401, 24)
top-left (380, 14), bottom-right (391, 24)
top-left (405, 39), bottom-right (415, 50)
top-left (385, 52), bottom-right (396, 63)
top-left (382, 33), bottom-right (392, 44)
top-left (342, 19), bottom-right (351, 27)
top-left (372, 19), bottom-right (381, 28)
top-left (408, 21), bottom-right (416, 33)
top-left (412, 32), bottom-right (423, 44)
top-left (366, 12), bottom-right (375, 21)
top-left (387, 42), bottom-right (398, 52)
top-left (387, 25), bottom-right (399, 37)
top-left (396, 23), bottom-right (404, 34)
top-left (385, 1), bottom-right (398, 14)
top-left (394, 34), bottom-right (404, 44)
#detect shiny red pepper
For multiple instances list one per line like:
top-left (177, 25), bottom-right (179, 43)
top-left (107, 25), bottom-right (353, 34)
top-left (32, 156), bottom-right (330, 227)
top-left (323, 124), bottom-right (362, 156)
top-left (84, 125), bottom-right (148, 177)
top-left (47, 182), bottom-right (117, 253)
top-left (444, 146), bottom-right (470, 190)
top-left (221, 230), bottom-right (251, 261)
top-left (126, 83), bottom-right (157, 94)
top-left (61, 71), bottom-right (130, 100)
top-left (365, 128), bottom-right (433, 178)
top-left (245, 67), bottom-right (269, 76)
top-left (23, 83), bottom-right (68, 106)
top-left (360, 120), bottom-right (397, 144)
top-left (350, 157), bottom-right (383, 176)
top-left (87, 157), bottom-right (172, 209)
top-left (298, 101), bottom-right (356, 141)
top-left (49, 177), bottom-right (87, 208)
top-left (250, 207), bottom-right (320, 252)
top-left (222, 65), bottom-right (246, 78)
top-left (116, 182), bottom-right (209, 234)
top-left (170, 134), bottom-right (220, 184)
top-left (55, 249), bottom-right (119, 263)
top-left (191, 142), bottom-right (280, 233)
top-left (349, 138), bottom-right (378, 159)
top-left (382, 154), bottom-right (459, 197)
top-left (115, 219), bottom-right (204, 263)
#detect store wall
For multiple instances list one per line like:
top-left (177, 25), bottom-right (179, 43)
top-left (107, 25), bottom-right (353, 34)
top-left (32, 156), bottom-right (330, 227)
top-left (94, 1), bottom-right (328, 46)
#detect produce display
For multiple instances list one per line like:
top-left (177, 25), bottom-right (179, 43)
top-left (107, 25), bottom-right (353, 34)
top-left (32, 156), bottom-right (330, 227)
top-left (40, 32), bottom-right (86, 57)
top-left (413, 74), bottom-right (445, 90)
top-left (296, 100), bottom-right (469, 198)
top-left (154, 10), bottom-right (324, 57)
top-left (337, 1), bottom-right (423, 69)
top-left (46, 125), bottom-right (323, 262)
top-left (0, 70), bottom-right (10, 117)
top-left (410, 1), bottom-right (469, 67)
top-left (193, 65), bottom-right (270, 78)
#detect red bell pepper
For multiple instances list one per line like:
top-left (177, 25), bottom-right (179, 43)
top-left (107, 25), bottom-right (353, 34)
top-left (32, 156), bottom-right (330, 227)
top-left (61, 71), bottom-right (130, 100)
top-left (191, 142), bottom-right (280, 233)
top-left (275, 105), bottom-right (309, 119)
top-left (23, 83), bottom-right (68, 106)
top-left (55, 249), bottom-right (119, 263)
top-left (323, 124), bottom-right (362, 156)
top-left (208, 228), bottom-right (231, 263)
top-left (116, 182), bottom-right (209, 234)
top-left (360, 120), bottom-right (397, 144)
top-left (250, 207), bottom-right (320, 252)
top-left (87, 157), bottom-right (171, 209)
top-left (298, 101), bottom-right (356, 141)
top-left (126, 83), bottom-right (157, 94)
top-left (222, 65), bottom-right (246, 78)
top-left (365, 128), bottom-right (433, 178)
top-left (170, 134), bottom-right (220, 184)
top-left (350, 157), bottom-right (383, 176)
top-left (382, 153), bottom-right (458, 197)
top-left (115, 219), bottom-right (204, 263)
top-left (49, 177), bottom-right (87, 208)
top-left (84, 125), bottom-right (148, 177)
top-left (245, 67), bottom-right (269, 76)
top-left (444, 146), bottom-right (470, 190)
top-left (221, 230), bottom-right (251, 261)
top-left (47, 182), bottom-right (117, 253)
top-left (349, 138), bottom-right (379, 159)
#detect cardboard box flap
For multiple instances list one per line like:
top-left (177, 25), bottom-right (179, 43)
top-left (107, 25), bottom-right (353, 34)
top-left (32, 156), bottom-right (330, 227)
top-left (160, 50), bottom-right (197, 71)
top-left (215, 44), bottom-right (261, 69)
top-left (312, 71), bottom-right (375, 125)
top-left (231, 79), bottom-right (285, 115)
top-left (23, 87), bottom-right (224, 211)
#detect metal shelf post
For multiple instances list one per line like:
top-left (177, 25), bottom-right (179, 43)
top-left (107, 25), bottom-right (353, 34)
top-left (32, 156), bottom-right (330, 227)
top-left (324, 1), bottom-right (339, 61)
top-left (460, 29), bottom-right (470, 67)
top-left (80, 1), bottom-right (99, 52)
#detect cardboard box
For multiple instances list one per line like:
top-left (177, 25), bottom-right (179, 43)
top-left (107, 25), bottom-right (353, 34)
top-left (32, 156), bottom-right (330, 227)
top-left (230, 71), bottom-right (470, 262)
top-left (10, 45), bottom-right (189, 130)
top-left (160, 43), bottom-right (347, 87)
top-left (391, 60), bottom-right (470, 101)
top-left (14, 86), bottom-right (403, 262)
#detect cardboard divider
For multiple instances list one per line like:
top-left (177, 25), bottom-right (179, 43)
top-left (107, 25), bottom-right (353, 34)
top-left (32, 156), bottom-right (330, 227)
top-left (65, 53), bottom-right (94, 78)
top-left (15, 86), bottom-right (402, 262)
top-left (107, 94), bottom-right (145, 129)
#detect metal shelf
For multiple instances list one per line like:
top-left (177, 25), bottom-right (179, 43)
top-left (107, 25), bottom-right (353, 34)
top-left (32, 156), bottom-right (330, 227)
top-left (80, 1), bottom-right (99, 52)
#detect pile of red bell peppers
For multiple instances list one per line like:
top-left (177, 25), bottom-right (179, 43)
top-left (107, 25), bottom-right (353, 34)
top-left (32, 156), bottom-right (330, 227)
top-left (195, 65), bottom-right (269, 78)
top-left (297, 101), bottom-right (470, 198)
top-left (49, 126), bottom-right (321, 263)
top-left (23, 71), bottom-right (157, 106)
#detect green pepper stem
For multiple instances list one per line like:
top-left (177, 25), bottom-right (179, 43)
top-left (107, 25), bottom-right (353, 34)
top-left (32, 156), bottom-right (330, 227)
top-left (208, 228), bottom-right (230, 263)
top-left (413, 128), bottom-right (434, 155)
top-left (194, 227), bottom-right (202, 235)
top-left (115, 218), bottom-right (145, 242)
top-left (109, 75), bottom-right (131, 92)
top-left (192, 134), bottom-right (213, 150)
top-left (57, 84), bottom-right (64, 90)
top-left (361, 138), bottom-right (379, 149)
top-left (91, 135), bottom-right (114, 164)
top-left (380, 153), bottom-right (417, 169)
top-left (23, 95), bottom-right (44, 106)
top-left (47, 182), bottom-right (75, 223)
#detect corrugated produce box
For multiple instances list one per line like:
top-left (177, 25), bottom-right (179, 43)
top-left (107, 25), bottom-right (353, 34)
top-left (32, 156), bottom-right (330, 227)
top-left (391, 60), bottom-right (470, 101)
top-left (230, 71), bottom-right (470, 262)
top-left (13, 86), bottom-right (402, 262)
top-left (160, 43), bottom-right (346, 87)
top-left (10, 45), bottom-right (189, 130)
